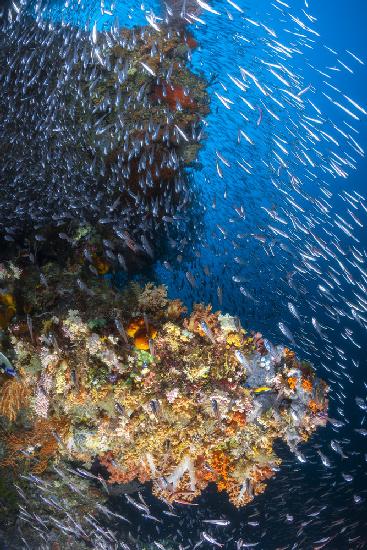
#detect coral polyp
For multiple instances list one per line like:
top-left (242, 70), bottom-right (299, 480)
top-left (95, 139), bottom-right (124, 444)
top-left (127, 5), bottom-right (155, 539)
top-left (0, 260), bottom-right (328, 508)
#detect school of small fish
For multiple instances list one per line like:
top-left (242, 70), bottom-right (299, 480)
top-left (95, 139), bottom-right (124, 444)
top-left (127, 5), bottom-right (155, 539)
top-left (1, 0), bottom-right (367, 548)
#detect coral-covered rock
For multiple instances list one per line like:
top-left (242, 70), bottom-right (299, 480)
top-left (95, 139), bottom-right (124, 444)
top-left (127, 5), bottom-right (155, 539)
top-left (0, 262), bottom-right (328, 508)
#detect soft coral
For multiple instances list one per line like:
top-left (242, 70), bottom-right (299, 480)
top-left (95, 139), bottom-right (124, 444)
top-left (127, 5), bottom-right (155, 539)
top-left (153, 81), bottom-right (195, 110)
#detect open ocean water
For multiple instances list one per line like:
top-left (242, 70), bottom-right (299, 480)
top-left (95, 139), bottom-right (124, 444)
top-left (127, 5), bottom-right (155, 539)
top-left (0, 0), bottom-right (367, 548)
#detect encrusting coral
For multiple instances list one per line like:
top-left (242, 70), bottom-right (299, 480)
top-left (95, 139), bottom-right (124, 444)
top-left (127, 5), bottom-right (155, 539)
top-left (0, 260), bottom-right (328, 508)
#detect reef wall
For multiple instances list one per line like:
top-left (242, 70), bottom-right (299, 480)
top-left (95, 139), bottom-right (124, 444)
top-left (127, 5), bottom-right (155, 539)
top-left (0, 18), bottom-right (208, 271)
top-left (0, 260), bottom-right (328, 513)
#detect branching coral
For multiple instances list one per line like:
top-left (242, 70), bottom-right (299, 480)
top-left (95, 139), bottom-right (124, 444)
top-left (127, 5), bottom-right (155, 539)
top-left (0, 378), bottom-right (29, 422)
top-left (1, 417), bottom-right (69, 473)
top-left (166, 299), bottom-right (187, 321)
top-left (99, 451), bottom-right (150, 484)
top-left (138, 283), bottom-right (168, 316)
top-left (184, 303), bottom-right (220, 338)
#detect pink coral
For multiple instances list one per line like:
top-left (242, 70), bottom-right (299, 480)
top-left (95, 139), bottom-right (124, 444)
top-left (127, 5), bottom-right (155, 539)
top-left (35, 373), bottom-right (53, 418)
top-left (166, 388), bottom-right (180, 403)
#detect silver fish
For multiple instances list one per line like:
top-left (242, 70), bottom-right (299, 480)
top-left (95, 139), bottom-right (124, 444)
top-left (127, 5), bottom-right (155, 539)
top-left (278, 322), bottom-right (296, 346)
top-left (202, 519), bottom-right (230, 526)
top-left (288, 301), bottom-right (302, 323)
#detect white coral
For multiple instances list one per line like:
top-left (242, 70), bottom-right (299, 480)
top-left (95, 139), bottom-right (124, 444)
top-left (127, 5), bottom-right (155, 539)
top-left (34, 372), bottom-right (53, 418)
top-left (166, 456), bottom-right (196, 491)
top-left (40, 347), bottom-right (59, 370)
top-left (86, 333), bottom-right (102, 354)
top-left (62, 310), bottom-right (89, 339)
top-left (166, 388), bottom-right (180, 403)
top-left (218, 313), bottom-right (238, 333)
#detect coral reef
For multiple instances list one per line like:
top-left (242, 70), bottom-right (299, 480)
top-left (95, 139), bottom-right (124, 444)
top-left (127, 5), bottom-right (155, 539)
top-left (0, 261), bottom-right (328, 508)
top-left (0, 19), bottom-right (209, 272)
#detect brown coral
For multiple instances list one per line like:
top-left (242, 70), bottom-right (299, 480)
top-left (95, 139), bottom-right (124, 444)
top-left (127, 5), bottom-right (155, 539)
top-left (92, 254), bottom-right (110, 275)
top-left (138, 283), bottom-right (168, 316)
top-left (183, 303), bottom-right (220, 338)
top-left (225, 478), bottom-right (253, 507)
top-left (206, 450), bottom-right (231, 491)
top-left (166, 299), bottom-right (187, 321)
top-left (308, 399), bottom-right (324, 414)
top-left (252, 331), bottom-right (267, 355)
top-left (99, 451), bottom-right (150, 484)
top-left (0, 378), bottom-right (29, 422)
top-left (226, 410), bottom-right (247, 435)
top-left (284, 347), bottom-right (296, 366)
top-left (1, 417), bottom-right (69, 473)
top-left (185, 34), bottom-right (198, 50)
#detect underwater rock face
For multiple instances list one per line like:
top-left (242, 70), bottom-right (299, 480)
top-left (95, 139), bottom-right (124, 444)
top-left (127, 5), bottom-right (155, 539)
top-left (0, 261), bottom-right (328, 508)
top-left (0, 16), bottom-right (208, 268)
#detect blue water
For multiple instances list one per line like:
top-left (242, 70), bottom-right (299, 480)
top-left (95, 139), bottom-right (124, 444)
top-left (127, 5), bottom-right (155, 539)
top-left (25, 0), bottom-right (367, 546)
top-left (153, 0), bottom-right (367, 335)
